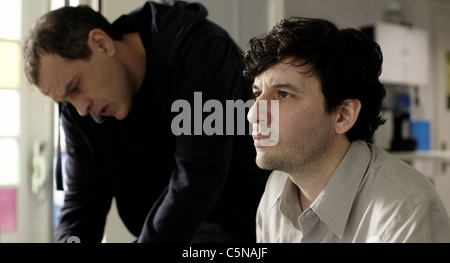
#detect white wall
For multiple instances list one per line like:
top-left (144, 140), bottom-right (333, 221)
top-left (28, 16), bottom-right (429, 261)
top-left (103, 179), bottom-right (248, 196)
top-left (283, 0), bottom-right (431, 29)
top-left (428, 0), bottom-right (450, 214)
top-left (101, 0), bottom-right (149, 22)
top-left (190, 0), bottom-right (270, 50)
top-left (431, 0), bottom-right (450, 151)
top-left (284, 0), bottom-right (385, 28)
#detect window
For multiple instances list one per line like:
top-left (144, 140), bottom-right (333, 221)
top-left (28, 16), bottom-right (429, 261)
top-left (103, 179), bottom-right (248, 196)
top-left (0, 0), bottom-right (22, 186)
top-left (0, 0), bottom-right (21, 235)
top-left (0, 0), bottom-right (88, 242)
top-left (51, 0), bottom-right (80, 10)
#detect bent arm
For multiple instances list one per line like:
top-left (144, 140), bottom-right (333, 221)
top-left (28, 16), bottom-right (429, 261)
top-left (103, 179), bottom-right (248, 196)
top-left (54, 106), bottom-right (112, 243)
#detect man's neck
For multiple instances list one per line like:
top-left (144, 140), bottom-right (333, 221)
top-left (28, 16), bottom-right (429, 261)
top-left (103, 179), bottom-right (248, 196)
top-left (113, 32), bottom-right (147, 93)
top-left (292, 137), bottom-right (351, 211)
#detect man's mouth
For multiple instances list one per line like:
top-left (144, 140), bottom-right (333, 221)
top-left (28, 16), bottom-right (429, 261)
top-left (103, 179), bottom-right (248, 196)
top-left (89, 107), bottom-right (108, 124)
top-left (252, 133), bottom-right (272, 141)
top-left (99, 105), bottom-right (111, 116)
top-left (252, 132), bottom-right (278, 147)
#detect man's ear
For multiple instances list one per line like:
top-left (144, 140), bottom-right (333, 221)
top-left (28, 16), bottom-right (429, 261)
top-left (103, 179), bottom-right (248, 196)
top-left (334, 99), bottom-right (361, 135)
top-left (88, 29), bottom-right (115, 56)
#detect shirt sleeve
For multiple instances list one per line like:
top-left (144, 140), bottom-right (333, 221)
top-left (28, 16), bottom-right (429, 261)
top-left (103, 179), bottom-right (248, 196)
top-left (381, 201), bottom-right (450, 243)
top-left (137, 33), bottom-right (246, 242)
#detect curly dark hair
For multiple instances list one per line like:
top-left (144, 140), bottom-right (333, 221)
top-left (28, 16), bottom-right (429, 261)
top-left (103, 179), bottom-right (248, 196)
top-left (23, 5), bottom-right (122, 86)
top-left (243, 17), bottom-right (386, 142)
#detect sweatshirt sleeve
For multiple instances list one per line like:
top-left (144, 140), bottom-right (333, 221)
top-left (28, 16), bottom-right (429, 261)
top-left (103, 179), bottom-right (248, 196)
top-left (54, 105), bottom-right (113, 243)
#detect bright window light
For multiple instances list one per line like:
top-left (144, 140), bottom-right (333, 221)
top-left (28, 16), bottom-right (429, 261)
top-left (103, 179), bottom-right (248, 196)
top-left (0, 89), bottom-right (20, 137)
top-left (0, 0), bottom-right (21, 41)
top-left (0, 41), bottom-right (20, 88)
top-left (51, 0), bottom-right (80, 10)
top-left (0, 138), bottom-right (19, 185)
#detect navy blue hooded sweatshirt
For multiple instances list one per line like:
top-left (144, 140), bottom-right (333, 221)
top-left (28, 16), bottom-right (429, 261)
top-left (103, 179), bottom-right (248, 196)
top-left (55, 0), bottom-right (269, 243)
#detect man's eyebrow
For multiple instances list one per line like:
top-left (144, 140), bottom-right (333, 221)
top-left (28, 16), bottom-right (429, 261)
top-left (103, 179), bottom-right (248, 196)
top-left (271, 83), bottom-right (297, 90)
top-left (252, 83), bottom-right (301, 92)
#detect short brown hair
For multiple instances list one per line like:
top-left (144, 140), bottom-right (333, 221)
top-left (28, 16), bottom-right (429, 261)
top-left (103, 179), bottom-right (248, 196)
top-left (23, 5), bottom-right (122, 86)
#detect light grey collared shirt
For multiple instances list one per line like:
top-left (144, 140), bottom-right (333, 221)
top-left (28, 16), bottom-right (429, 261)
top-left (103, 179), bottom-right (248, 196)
top-left (256, 140), bottom-right (450, 242)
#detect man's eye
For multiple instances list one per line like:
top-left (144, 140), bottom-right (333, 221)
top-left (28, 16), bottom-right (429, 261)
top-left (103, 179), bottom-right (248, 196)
top-left (278, 91), bottom-right (291, 98)
top-left (252, 91), bottom-right (261, 99)
top-left (71, 86), bottom-right (80, 94)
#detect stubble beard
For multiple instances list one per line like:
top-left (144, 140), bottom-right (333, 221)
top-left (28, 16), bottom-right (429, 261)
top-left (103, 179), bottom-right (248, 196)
top-left (255, 115), bottom-right (334, 178)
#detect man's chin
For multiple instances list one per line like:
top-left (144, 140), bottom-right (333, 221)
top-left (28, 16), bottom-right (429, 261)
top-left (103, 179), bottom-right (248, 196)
top-left (255, 155), bottom-right (276, 171)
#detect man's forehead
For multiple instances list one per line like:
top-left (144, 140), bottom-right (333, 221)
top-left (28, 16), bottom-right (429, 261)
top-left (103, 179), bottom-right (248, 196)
top-left (255, 58), bottom-right (314, 80)
top-left (37, 54), bottom-right (68, 99)
top-left (253, 62), bottom-right (298, 83)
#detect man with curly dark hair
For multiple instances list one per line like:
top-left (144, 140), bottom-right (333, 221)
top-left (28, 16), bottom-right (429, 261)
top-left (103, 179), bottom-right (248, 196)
top-left (244, 17), bottom-right (450, 242)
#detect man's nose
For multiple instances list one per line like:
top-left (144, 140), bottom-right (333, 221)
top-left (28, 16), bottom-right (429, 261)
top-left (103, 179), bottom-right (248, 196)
top-left (247, 97), bottom-right (272, 125)
top-left (71, 99), bottom-right (91, 117)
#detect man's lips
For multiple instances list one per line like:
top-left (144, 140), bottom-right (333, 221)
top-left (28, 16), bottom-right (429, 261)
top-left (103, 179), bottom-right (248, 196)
top-left (252, 133), bottom-right (272, 141)
top-left (89, 105), bottom-right (111, 124)
top-left (252, 133), bottom-right (275, 147)
top-left (94, 105), bottom-right (110, 117)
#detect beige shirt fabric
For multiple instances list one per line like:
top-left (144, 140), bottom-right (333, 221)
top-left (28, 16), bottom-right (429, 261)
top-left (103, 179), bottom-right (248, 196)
top-left (256, 140), bottom-right (450, 243)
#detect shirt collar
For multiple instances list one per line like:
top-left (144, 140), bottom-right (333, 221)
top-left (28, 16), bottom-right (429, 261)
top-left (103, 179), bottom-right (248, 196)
top-left (265, 140), bottom-right (372, 238)
top-left (310, 140), bottom-right (371, 238)
top-left (264, 171), bottom-right (303, 231)
top-left (265, 171), bottom-right (290, 211)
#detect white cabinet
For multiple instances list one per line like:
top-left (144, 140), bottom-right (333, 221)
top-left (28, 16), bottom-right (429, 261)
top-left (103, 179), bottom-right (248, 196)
top-left (366, 22), bottom-right (430, 87)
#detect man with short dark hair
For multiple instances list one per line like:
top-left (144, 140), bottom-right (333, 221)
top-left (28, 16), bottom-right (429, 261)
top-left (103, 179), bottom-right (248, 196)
top-left (244, 17), bottom-right (450, 242)
top-left (23, 1), bottom-right (269, 243)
